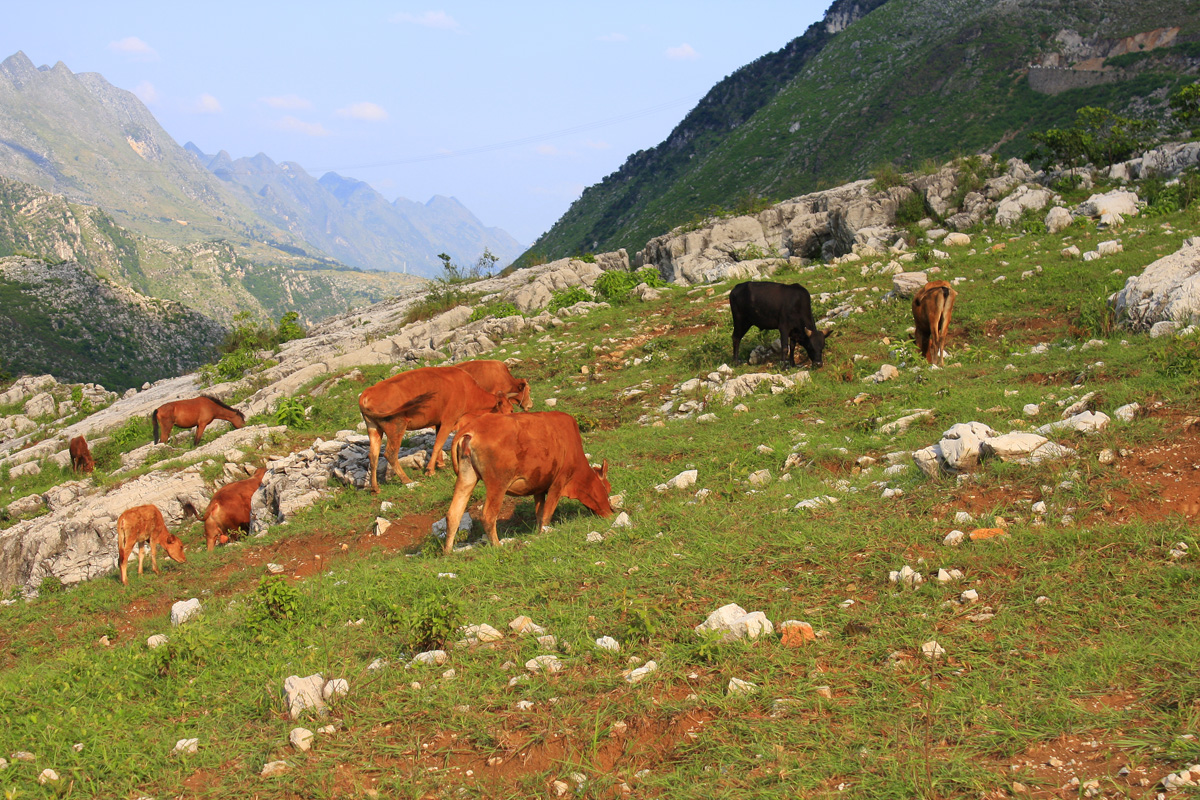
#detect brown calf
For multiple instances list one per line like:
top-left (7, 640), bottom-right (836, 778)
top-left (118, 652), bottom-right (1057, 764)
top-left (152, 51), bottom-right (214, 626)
top-left (912, 280), bottom-right (957, 367)
top-left (358, 366), bottom-right (513, 492)
top-left (69, 435), bottom-right (94, 473)
top-left (203, 467), bottom-right (267, 551)
top-left (116, 504), bottom-right (186, 585)
top-left (443, 411), bottom-right (612, 554)
top-left (454, 360), bottom-right (533, 410)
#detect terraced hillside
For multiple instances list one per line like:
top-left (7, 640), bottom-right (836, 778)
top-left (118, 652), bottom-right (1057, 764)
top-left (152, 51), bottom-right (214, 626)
top-left (1, 155), bottom-right (1199, 798)
top-left (527, 0), bottom-right (1200, 263)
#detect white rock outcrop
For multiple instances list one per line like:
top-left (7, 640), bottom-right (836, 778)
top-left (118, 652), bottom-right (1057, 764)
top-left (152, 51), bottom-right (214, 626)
top-left (1110, 237), bottom-right (1200, 331)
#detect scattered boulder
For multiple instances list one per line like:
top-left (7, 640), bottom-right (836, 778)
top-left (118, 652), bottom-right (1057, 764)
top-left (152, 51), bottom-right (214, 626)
top-left (1045, 206), bottom-right (1073, 234)
top-left (892, 271), bottom-right (928, 297)
top-left (995, 186), bottom-right (1052, 228)
top-left (1110, 237), bottom-right (1200, 331)
top-left (289, 728), bottom-right (314, 752)
top-left (656, 469), bottom-right (698, 492)
top-left (170, 599), bottom-right (202, 627)
top-left (695, 603), bottom-right (774, 643)
top-left (283, 674), bottom-right (328, 719)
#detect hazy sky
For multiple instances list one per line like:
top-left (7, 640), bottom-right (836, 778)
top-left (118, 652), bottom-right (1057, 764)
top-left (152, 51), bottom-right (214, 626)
top-left (2, 2), bottom-right (830, 245)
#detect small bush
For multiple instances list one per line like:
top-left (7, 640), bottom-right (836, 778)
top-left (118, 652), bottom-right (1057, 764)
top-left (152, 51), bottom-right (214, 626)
top-left (548, 286), bottom-right (594, 312)
top-left (468, 301), bottom-right (522, 323)
top-left (895, 190), bottom-right (929, 226)
top-left (731, 243), bottom-right (767, 262)
top-left (273, 397), bottom-right (307, 428)
top-left (409, 590), bottom-right (464, 651)
top-left (38, 575), bottom-right (65, 595)
top-left (404, 283), bottom-right (474, 325)
top-left (1051, 173), bottom-right (1084, 193)
top-left (244, 576), bottom-right (304, 634)
top-left (871, 162), bottom-right (907, 191)
top-left (1153, 334), bottom-right (1200, 380)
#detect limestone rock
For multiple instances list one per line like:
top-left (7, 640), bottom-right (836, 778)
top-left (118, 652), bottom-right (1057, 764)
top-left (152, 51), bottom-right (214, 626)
top-left (283, 674), bottom-right (328, 719)
top-left (892, 271), bottom-right (928, 297)
top-left (980, 432), bottom-right (1074, 464)
top-left (23, 392), bottom-right (56, 419)
top-left (289, 728), bottom-right (314, 751)
top-left (1077, 190), bottom-right (1139, 221)
top-left (171, 599), bottom-right (202, 626)
top-left (1110, 237), bottom-right (1200, 331)
top-left (995, 185), bottom-right (1052, 228)
top-left (695, 603), bottom-right (774, 642)
top-left (1045, 206), bottom-right (1073, 234)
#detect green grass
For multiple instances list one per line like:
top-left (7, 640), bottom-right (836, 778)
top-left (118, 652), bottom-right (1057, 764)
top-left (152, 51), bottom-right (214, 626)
top-left (3, 197), bottom-right (1200, 797)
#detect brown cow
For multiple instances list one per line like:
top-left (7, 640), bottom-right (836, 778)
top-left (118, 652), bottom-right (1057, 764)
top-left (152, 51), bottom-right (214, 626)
top-left (912, 280), bottom-right (957, 367)
top-left (151, 396), bottom-right (246, 446)
top-left (116, 504), bottom-right (186, 585)
top-left (454, 360), bottom-right (533, 410)
top-left (442, 411), bottom-right (612, 554)
top-left (358, 366), bottom-right (513, 492)
top-left (69, 435), bottom-right (94, 473)
top-left (203, 467), bottom-right (267, 551)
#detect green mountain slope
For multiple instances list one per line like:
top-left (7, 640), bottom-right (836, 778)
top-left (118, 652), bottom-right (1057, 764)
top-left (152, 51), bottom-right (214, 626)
top-left (527, 0), bottom-right (1200, 262)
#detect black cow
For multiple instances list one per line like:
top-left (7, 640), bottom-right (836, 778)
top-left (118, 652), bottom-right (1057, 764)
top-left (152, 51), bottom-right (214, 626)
top-left (729, 281), bottom-right (831, 368)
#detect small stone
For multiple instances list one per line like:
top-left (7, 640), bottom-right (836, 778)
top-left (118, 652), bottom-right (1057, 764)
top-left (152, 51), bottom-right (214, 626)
top-left (409, 650), bottom-right (448, 667)
top-left (814, 685), bottom-right (833, 699)
top-left (289, 728), bottom-right (314, 751)
top-left (961, 589), bottom-right (979, 603)
top-left (515, 700), bottom-right (535, 711)
top-left (969, 528), bottom-right (1006, 541)
top-left (525, 655), bottom-right (563, 674)
top-left (780, 620), bottom-right (815, 647)
top-left (537, 635), bottom-right (558, 651)
top-left (173, 738), bottom-right (199, 755)
top-left (610, 511), bottom-right (632, 529)
top-left (373, 517), bottom-right (391, 536)
top-left (72, 743), bottom-right (83, 752)
top-left (595, 636), bottom-right (620, 652)
top-left (626, 660), bottom-right (658, 683)
top-left (954, 511), bottom-right (974, 524)
top-left (38, 768), bottom-right (59, 785)
top-left (367, 658), bottom-right (387, 671)
top-left (170, 598), bottom-right (202, 626)
top-left (261, 760), bottom-right (290, 777)
top-left (322, 678), bottom-right (349, 702)
top-left (146, 634), bottom-right (169, 649)
top-left (11, 752), bottom-right (34, 762)
top-left (727, 677), bottom-right (759, 695)
top-left (586, 531), bottom-right (604, 543)
top-left (943, 530), bottom-right (966, 547)
top-left (921, 640), bottom-right (946, 659)
top-left (509, 615), bottom-right (546, 635)
top-left (1098, 448), bottom-right (1115, 465)
top-left (266, 563), bottom-right (285, 574)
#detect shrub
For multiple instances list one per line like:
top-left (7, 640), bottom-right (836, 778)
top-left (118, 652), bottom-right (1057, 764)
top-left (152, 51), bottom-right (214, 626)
top-left (895, 190), bottom-right (929, 226)
top-left (731, 243), bottom-right (767, 262)
top-left (409, 590), bottom-right (464, 651)
top-left (468, 301), bottom-right (522, 323)
top-left (871, 162), bottom-right (907, 191)
top-left (548, 286), bottom-right (594, 312)
top-left (403, 282), bottom-right (473, 325)
top-left (244, 576), bottom-right (304, 634)
top-left (273, 396), bottom-right (307, 428)
top-left (38, 575), bottom-right (65, 595)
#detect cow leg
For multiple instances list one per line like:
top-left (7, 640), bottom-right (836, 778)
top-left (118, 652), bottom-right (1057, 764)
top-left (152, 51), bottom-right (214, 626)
top-left (158, 411), bottom-right (172, 445)
top-left (366, 421), bottom-right (384, 493)
top-left (205, 516), bottom-right (220, 552)
top-left (538, 485), bottom-right (565, 530)
top-left (136, 543), bottom-right (147, 576)
top-left (914, 325), bottom-right (930, 363)
top-left (425, 418), bottom-right (456, 477)
top-left (782, 328), bottom-right (796, 366)
top-left (534, 493), bottom-right (546, 528)
top-left (150, 540), bottom-right (160, 576)
top-left (443, 465), bottom-right (479, 554)
top-left (119, 542), bottom-right (131, 585)
top-left (384, 419), bottom-right (411, 484)
top-left (479, 479), bottom-right (508, 548)
top-left (193, 420), bottom-right (208, 446)
top-left (731, 323), bottom-right (749, 365)
top-left (432, 424), bottom-right (447, 470)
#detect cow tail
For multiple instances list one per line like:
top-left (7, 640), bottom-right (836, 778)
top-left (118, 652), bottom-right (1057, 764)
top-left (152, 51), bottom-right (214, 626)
top-left (150, 408), bottom-right (159, 443)
top-left (941, 287), bottom-right (950, 301)
top-left (452, 434), bottom-right (472, 474)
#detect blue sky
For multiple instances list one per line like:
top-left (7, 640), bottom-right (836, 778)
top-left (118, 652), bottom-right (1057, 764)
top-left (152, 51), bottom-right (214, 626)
top-left (2, 2), bottom-right (830, 245)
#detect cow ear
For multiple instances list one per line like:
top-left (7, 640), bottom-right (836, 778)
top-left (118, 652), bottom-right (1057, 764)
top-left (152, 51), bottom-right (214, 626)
top-left (824, 329), bottom-right (836, 338)
top-left (600, 460), bottom-right (609, 480)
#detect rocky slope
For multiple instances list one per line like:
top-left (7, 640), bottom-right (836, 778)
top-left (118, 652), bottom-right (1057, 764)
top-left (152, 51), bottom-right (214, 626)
top-left (0, 257), bottom-right (225, 390)
top-left (527, 0), bottom-right (1200, 263)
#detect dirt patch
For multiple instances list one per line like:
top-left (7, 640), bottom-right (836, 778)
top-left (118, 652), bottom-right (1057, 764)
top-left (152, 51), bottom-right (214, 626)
top-left (1107, 416), bottom-right (1200, 524)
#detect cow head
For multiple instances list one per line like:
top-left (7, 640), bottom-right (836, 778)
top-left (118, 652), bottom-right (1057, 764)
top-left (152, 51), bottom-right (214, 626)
top-left (583, 460), bottom-right (613, 517)
top-left (493, 394), bottom-right (515, 414)
top-left (162, 533), bottom-right (187, 564)
top-left (797, 328), bottom-right (834, 368)
top-left (515, 380), bottom-right (533, 411)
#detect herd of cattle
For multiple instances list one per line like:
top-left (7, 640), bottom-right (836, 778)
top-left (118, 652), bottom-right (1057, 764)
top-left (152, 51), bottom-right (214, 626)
top-left (72, 278), bottom-right (955, 584)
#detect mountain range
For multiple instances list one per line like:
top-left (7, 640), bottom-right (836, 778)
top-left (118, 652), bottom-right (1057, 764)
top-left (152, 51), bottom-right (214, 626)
top-left (0, 50), bottom-right (521, 280)
top-left (525, 0), bottom-right (1200, 264)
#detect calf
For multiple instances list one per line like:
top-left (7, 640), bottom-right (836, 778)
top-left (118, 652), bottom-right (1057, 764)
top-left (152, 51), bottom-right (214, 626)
top-left (912, 280), bottom-right (957, 366)
top-left (442, 411), bottom-right (612, 554)
top-left (358, 366), bottom-right (513, 492)
top-left (454, 360), bottom-right (533, 410)
top-left (116, 504), bottom-right (186, 585)
top-left (203, 467), bottom-right (267, 551)
top-left (730, 281), bottom-right (831, 367)
top-left (69, 435), bottom-right (94, 473)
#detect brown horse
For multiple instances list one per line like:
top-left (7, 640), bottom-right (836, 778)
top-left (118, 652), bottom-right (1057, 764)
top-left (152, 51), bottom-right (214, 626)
top-left (151, 396), bottom-right (246, 445)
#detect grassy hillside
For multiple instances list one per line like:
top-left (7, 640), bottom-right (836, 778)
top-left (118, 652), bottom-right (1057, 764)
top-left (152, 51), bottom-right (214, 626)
top-left (527, 0), bottom-right (1200, 263)
top-left (2, 170), bottom-right (1199, 796)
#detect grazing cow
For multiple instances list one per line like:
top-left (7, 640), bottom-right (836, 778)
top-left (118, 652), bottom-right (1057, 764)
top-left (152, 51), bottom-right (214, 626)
top-left (358, 366), bottom-right (513, 492)
top-left (203, 467), bottom-right (267, 551)
top-left (116, 504), bottom-right (186, 586)
top-left (151, 396), bottom-right (246, 445)
top-left (454, 360), bottom-right (533, 411)
top-left (729, 281), bottom-right (831, 367)
top-left (912, 280), bottom-right (957, 366)
top-left (442, 411), bottom-right (612, 554)
top-left (69, 435), bottom-right (94, 473)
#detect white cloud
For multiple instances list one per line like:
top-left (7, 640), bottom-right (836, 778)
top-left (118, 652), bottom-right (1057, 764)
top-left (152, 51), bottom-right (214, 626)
top-left (584, 139), bottom-right (610, 150)
top-left (260, 94), bottom-right (313, 111)
top-left (275, 116), bottom-right (330, 137)
top-left (336, 102), bottom-right (389, 121)
top-left (666, 43), bottom-right (700, 61)
top-left (597, 32), bottom-right (628, 42)
top-left (108, 36), bottom-right (158, 60)
top-left (535, 144), bottom-right (561, 156)
top-left (191, 93), bottom-right (223, 114)
top-left (390, 10), bottom-right (461, 31)
top-left (133, 81), bottom-right (158, 105)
